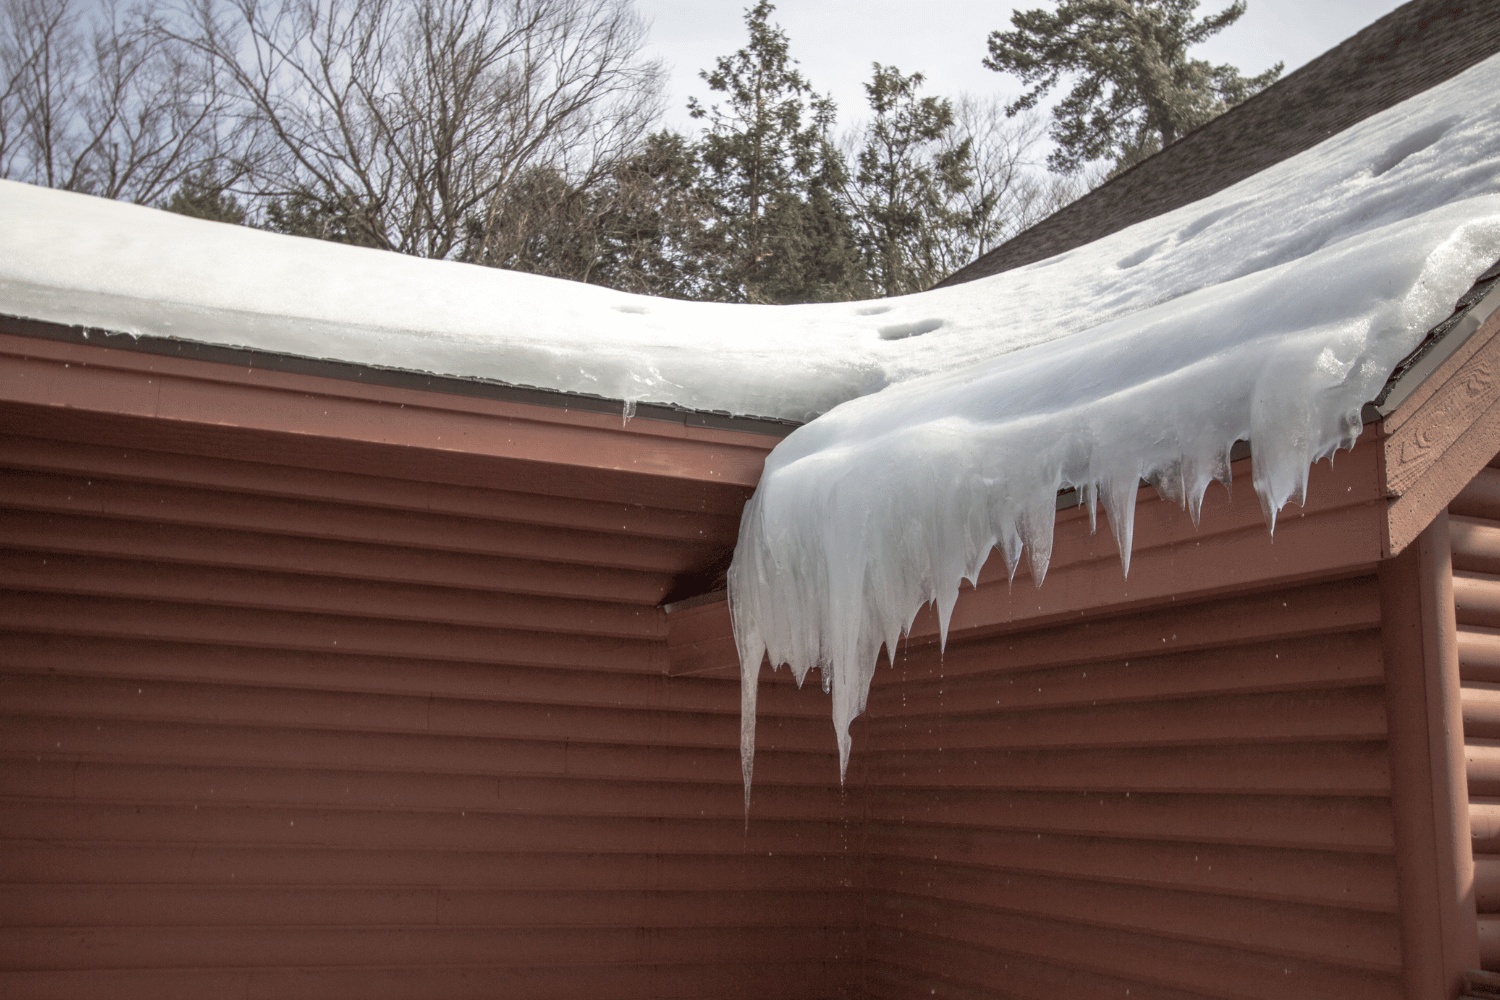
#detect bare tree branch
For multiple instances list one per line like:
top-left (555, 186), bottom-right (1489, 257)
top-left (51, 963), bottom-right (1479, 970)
top-left (931, 94), bottom-right (1088, 275)
top-left (162, 0), bottom-right (662, 258)
top-left (1, 0), bottom-right (240, 202)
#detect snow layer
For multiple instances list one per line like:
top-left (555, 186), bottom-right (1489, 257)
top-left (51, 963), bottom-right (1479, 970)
top-left (728, 54), bottom-right (1500, 789)
top-left (2, 56), bottom-right (1500, 798)
top-left (3, 66), bottom-right (1498, 427)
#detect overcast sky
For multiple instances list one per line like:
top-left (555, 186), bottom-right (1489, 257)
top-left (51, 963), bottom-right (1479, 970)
top-left (632, 0), bottom-right (1410, 135)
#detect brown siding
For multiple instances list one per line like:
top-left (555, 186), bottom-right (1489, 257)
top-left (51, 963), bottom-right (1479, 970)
top-left (1451, 457), bottom-right (1500, 971)
top-left (849, 444), bottom-right (1405, 999)
top-left (1379, 510), bottom-right (1479, 998)
top-left (0, 339), bottom-right (856, 998)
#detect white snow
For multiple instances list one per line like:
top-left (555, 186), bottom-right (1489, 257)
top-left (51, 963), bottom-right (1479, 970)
top-left (727, 53), bottom-right (1500, 791)
top-left (2, 54), bottom-right (1500, 797)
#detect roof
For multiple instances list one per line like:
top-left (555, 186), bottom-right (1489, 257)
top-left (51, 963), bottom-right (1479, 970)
top-left (1373, 257), bottom-right (1500, 418)
top-left (936, 0), bottom-right (1500, 288)
top-left (2, 5), bottom-right (1499, 785)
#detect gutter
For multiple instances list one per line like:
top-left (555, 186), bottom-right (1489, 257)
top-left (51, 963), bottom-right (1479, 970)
top-left (0, 312), bottom-right (802, 441)
top-left (1366, 260), bottom-right (1500, 421)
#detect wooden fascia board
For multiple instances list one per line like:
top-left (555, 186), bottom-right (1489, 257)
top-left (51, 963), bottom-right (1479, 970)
top-left (0, 330), bottom-right (781, 490)
top-left (1382, 304), bottom-right (1500, 558)
top-left (666, 599), bottom-right (742, 678)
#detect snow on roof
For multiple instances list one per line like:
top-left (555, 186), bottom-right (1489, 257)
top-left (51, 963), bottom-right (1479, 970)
top-left (728, 51), bottom-right (1500, 791)
top-left (2, 53), bottom-right (1500, 794)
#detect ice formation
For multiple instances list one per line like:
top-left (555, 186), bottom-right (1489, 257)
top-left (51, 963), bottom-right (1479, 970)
top-left (2, 53), bottom-right (1500, 800)
top-left (729, 55), bottom-right (1500, 791)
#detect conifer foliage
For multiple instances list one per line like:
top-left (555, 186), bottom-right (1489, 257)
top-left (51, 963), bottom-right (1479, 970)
top-left (688, 0), bottom-right (857, 303)
top-left (984, 0), bottom-right (1281, 173)
top-left (159, 169), bottom-right (247, 225)
top-left (847, 65), bottom-right (972, 297)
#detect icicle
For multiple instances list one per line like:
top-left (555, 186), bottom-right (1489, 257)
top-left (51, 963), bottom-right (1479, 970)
top-left (964, 532), bottom-right (996, 587)
top-left (719, 63), bottom-right (1500, 807)
top-left (1019, 501), bottom-right (1056, 588)
top-left (996, 520), bottom-right (1024, 584)
top-left (1146, 458), bottom-right (1186, 508)
top-left (935, 587), bottom-right (960, 652)
top-left (1184, 446), bottom-right (1233, 529)
top-left (740, 642), bottom-right (762, 819)
top-left (1289, 470), bottom-right (1310, 510)
top-left (836, 728), bottom-right (853, 785)
top-left (883, 623), bottom-right (903, 673)
top-left (1259, 487), bottom-right (1281, 536)
top-left (1101, 471), bottom-right (1140, 578)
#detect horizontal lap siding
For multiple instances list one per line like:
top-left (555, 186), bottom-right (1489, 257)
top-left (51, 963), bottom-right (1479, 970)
top-left (0, 428), bottom-right (855, 999)
top-left (1450, 459), bottom-right (1500, 970)
top-left (856, 577), bottom-right (1399, 1000)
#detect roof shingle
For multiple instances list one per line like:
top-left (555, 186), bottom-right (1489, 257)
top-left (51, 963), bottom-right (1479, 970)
top-left (936, 0), bottom-right (1500, 287)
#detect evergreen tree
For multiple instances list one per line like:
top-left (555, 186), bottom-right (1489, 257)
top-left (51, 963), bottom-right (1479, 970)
top-left (261, 190), bottom-right (386, 248)
top-left (472, 133), bottom-right (717, 300)
top-left (588, 132), bottom-right (718, 300)
top-left (688, 0), bottom-right (859, 303)
top-left (160, 169), bottom-right (247, 226)
top-left (984, 0), bottom-right (1282, 174)
top-left (468, 167), bottom-right (594, 278)
top-left (794, 145), bottom-right (866, 302)
top-left (849, 65), bottom-right (972, 297)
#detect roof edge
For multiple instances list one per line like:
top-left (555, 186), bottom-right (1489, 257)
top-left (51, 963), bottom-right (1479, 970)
top-left (1367, 261), bottom-right (1500, 421)
top-left (1380, 267), bottom-right (1500, 557)
top-left (0, 312), bottom-right (803, 440)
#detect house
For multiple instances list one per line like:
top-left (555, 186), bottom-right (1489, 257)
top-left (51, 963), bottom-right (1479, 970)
top-left (2, 2), bottom-right (1500, 999)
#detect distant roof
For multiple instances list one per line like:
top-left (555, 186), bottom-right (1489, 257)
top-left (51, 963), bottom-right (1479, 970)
top-left (936, 0), bottom-right (1500, 288)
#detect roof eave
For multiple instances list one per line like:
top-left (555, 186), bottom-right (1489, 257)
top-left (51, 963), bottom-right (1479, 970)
top-left (0, 311), bottom-right (803, 441)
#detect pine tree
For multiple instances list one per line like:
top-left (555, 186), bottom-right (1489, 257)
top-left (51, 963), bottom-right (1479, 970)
top-left (160, 169), bottom-right (248, 226)
top-left (984, 0), bottom-right (1282, 174)
top-left (793, 144), bottom-right (866, 302)
top-left (456, 133), bottom-right (716, 299)
top-left (589, 132), bottom-right (719, 300)
top-left (261, 190), bottom-right (384, 248)
top-left (849, 65), bottom-right (972, 297)
top-left (688, 1), bottom-right (859, 303)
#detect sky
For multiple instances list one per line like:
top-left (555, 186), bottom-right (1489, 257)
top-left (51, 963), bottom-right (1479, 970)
top-left (631, 0), bottom-right (1411, 135)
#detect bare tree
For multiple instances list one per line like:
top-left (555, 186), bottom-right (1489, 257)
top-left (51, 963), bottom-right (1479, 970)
top-left (933, 94), bottom-right (1088, 274)
top-left (0, 0), bottom-right (236, 201)
top-left (163, 0), bottom-right (663, 259)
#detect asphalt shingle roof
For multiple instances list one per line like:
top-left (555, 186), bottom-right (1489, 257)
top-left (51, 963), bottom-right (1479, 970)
top-left (936, 0), bottom-right (1500, 288)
